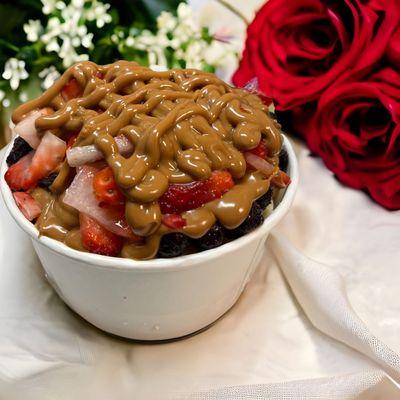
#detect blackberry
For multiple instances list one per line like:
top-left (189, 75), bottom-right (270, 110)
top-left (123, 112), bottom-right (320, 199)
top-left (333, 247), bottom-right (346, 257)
top-left (38, 172), bottom-right (59, 189)
top-left (6, 137), bottom-right (32, 166)
top-left (256, 188), bottom-right (273, 210)
top-left (227, 203), bottom-right (264, 238)
top-left (279, 148), bottom-right (289, 171)
top-left (157, 233), bottom-right (189, 258)
top-left (196, 224), bottom-right (225, 251)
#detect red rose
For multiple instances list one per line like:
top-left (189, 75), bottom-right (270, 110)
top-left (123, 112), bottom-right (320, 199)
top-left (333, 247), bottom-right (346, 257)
top-left (298, 68), bottom-right (400, 210)
top-left (233, 0), bottom-right (399, 110)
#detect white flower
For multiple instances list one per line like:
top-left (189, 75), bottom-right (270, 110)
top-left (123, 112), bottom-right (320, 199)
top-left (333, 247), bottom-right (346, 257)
top-left (23, 20), bottom-right (43, 42)
top-left (19, 92), bottom-right (28, 102)
top-left (81, 32), bottom-right (94, 48)
top-left (157, 11), bottom-right (177, 32)
top-left (39, 66), bottom-right (61, 89)
top-left (2, 58), bottom-right (29, 91)
top-left (41, 0), bottom-right (64, 15)
top-left (2, 98), bottom-right (11, 108)
top-left (125, 36), bottom-right (135, 47)
top-left (85, 1), bottom-right (112, 28)
top-left (177, 3), bottom-right (192, 20)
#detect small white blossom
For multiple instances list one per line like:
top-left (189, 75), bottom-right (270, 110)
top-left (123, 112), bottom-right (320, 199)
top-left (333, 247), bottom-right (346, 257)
top-left (158, 11), bottom-right (177, 32)
top-left (41, 0), bottom-right (64, 15)
top-left (2, 58), bottom-right (29, 91)
top-left (85, 1), bottom-right (112, 28)
top-left (39, 66), bottom-right (61, 89)
top-left (177, 3), bottom-right (192, 20)
top-left (23, 20), bottom-right (43, 42)
top-left (2, 98), bottom-right (11, 108)
top-left (19, 92), bottom-right (28, 102)
top-left (125, 36), bottom-right (135, 47)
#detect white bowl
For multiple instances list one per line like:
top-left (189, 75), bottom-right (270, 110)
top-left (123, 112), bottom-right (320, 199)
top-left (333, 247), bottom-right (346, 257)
top-left (1, 135), bottom-right (298, 340)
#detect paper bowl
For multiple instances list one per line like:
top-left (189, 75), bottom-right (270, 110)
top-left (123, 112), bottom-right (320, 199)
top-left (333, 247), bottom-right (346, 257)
top-left (1, 135), bottom-right (298, 340)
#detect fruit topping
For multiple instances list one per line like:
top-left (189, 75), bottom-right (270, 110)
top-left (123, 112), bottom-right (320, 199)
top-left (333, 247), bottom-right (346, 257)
top-left (38, 172), bottom-right (59, 189)
top-left (66, 134), bottom-right (134, 167)
top-left (248, 140), bottom-right (267, 159)
top-left (30, 132), bottom-right (66, 180)
top-left (157, 233), bottom-right (189, 258)
top-left (228, 203), bottom-right (264, 238)
top-left (196, 223), bottom-right (225, 251)
top-left (161, 214), bottom-right (187, 229)
top-left (279, 148), bottom-right (289, 171)
top-left (159, 170), bottom-right (234, 214)
top-left (61, 78), bottom-right (82, 101)
top-left (63, 165), bottom-right (136, 239)
top-left (5, 152), bottom-right (36, 191)
top-left (244, 153), bottom-right (275, 177)
top-left (93, 167), bottom-right (125, 207)
top-left (80, 213), bottom-right (123, 257)
top-left (272, 170), bottom-right (291, 188)
top-left (13, 109), bottom-right (51, 149)
top-left (13, 192), bottom-right (42, 221)
top-left (6, 137), bottom-right (32, 166)
top-left (256, 188), bottom-right (273, 210)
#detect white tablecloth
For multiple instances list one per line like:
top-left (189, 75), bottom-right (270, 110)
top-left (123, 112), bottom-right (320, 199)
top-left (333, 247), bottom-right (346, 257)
top-left (1, 138), bottom-right (399, 399)
top-left (1, 2), bottom-right (400, 398)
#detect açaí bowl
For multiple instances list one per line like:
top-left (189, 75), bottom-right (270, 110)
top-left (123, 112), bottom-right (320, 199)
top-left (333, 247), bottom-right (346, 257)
top-left (1, 135), bottom-right (298, 340)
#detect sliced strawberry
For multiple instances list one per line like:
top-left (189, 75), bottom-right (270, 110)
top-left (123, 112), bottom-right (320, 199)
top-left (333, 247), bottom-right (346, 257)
top-left (159, 171), bottom-right (234, 214)
top-left (272, 170), bottom-right (291, 188)
top-left (80, 213), bottom-right (123, 257)
top-left (13, 192), bottom-right (42, 221)
top-left (245, 153), bottom-right (275, 177)
top-left (248, 140), bottom-right (267, 159)
top-left (64, 131), bottom-right (79, 149)
top-left (93, 167), bottom-right (125, 207)
top-left (63, 166), bottom-right (137, 239)
top-left (61, 78), bottom-right (82, 101)
top-left (30, 132), bottom-right (66, 181)
top-left (162, 214), bottom-right (187, 229)
top-left (208, 170), bottom-right (234, 198)
top-left (5, 152), bottom-right (37, 191)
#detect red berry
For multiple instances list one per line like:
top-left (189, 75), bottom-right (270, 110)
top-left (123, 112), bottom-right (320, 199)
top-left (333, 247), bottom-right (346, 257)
top-left (161, 214), bottom-right (187, 229)
top-left (5, 152), bottom-right (37, 191)
top-left (30, 132), bottom-right (66, 180)
top-left (93, 167), bottom-right (125, 207)
top-left (272, 170), bottom-right (291, 188)
top-left (248, 140), bottom-right (267, 159)
top-left (13, 192), bottom-right (42, 221)
top-left (159, 171), bottom-right (234, 214)
top-left (80, 213), bottom-right (123, 256)
top-left (61, 78), bottom-right (82, 101)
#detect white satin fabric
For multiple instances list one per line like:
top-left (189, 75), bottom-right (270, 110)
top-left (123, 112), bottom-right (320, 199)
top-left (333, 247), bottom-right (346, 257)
top-left (0, 139), bottom-right (399, 399)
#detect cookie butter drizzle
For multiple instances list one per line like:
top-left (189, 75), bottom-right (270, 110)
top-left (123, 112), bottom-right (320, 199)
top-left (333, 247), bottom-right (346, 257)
top-left (13, 61), bottom-right (283, 259)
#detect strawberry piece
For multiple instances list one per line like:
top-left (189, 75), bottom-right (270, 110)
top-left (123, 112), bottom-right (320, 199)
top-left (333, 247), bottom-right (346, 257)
top-left (161, 214), bottom-right (187, 229)
top-left (80, 213), bottom-right (123, 257)
top-left (93, 167), bottom-right (125, 207)
top-left (248, 140), bottom-right (267, 159)
top-left (209, 170), bottom-right (235, 198)
top-left (5, 152), bottom-right (37, 191)
top-left (159, 171), bottom-right (234, 214)
top-left (13, 192), bottom-right (42, 221)
top-left (272, 170), bottom-right (291, 188)
top-left (64, 131), bottom-right (79, 149)
top-left (30, 132), bottom-right (66, 181)
top-left (61, 78), bottom-right (82, 101)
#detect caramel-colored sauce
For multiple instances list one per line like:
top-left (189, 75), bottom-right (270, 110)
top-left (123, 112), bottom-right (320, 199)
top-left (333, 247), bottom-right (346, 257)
top-left (13, 61), bottom-right (282, 259)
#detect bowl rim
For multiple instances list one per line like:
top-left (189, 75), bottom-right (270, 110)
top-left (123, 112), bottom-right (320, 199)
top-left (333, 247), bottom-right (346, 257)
top-left (1, 134), bottom-right (298, 272)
